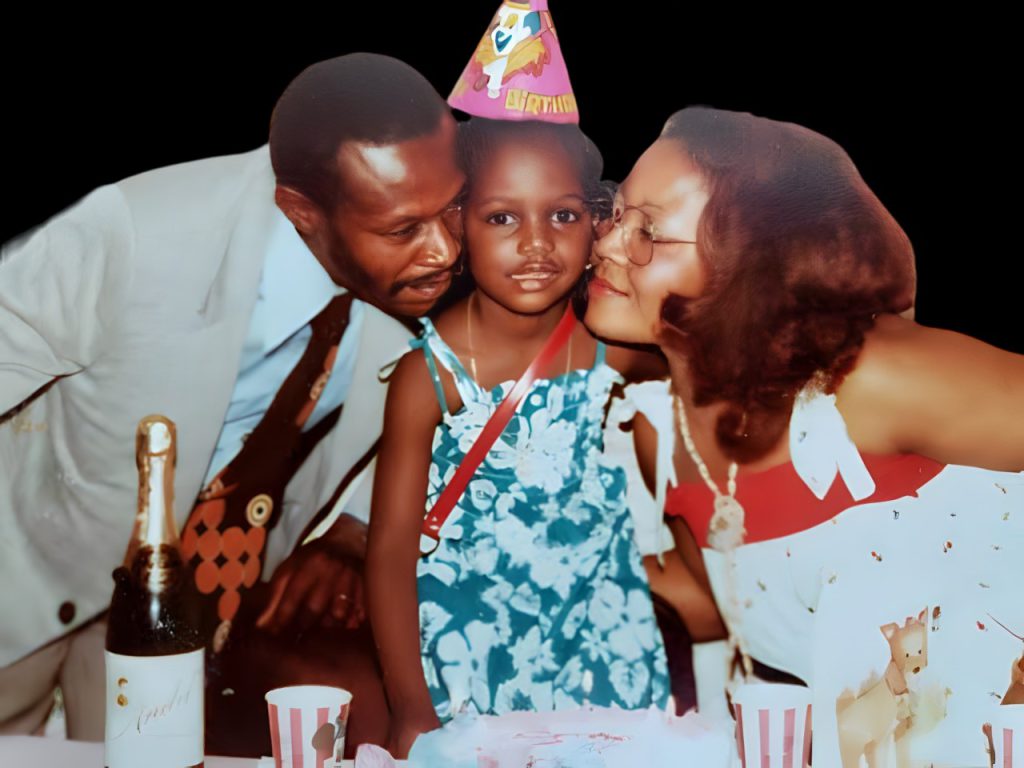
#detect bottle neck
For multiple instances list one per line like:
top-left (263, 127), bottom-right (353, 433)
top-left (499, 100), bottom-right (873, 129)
top-left (124, 417), bottom-right (179, 575)
top-left (108, 415), bottom-right (202, 655)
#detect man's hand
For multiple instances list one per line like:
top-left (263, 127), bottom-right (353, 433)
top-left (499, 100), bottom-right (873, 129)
top-left (255, 513), bottom-right (368, 635)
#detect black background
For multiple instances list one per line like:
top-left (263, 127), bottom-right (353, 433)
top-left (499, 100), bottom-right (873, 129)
top-left (4, 9), bottom-right (1019, 353)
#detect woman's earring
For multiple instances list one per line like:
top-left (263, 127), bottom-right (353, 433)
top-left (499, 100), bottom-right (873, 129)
top-left (452, 254), bottom-right (465, 277)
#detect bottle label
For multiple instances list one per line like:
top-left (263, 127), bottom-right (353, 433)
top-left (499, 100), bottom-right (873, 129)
top-left (104, 649), bottom-right (204, 768)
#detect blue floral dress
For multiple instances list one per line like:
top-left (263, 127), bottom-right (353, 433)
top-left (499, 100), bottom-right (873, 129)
top-left (411, 318), bottom-right (669, 722)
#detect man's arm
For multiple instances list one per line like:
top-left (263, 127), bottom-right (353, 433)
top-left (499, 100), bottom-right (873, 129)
top-left (1, 185), bottom-right (134, 416)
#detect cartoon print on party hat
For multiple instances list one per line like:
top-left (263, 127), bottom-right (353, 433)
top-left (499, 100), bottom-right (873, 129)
top-left (448, 0), bottom-right (579, 124)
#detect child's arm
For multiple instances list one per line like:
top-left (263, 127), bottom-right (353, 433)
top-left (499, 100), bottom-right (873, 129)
top-left (633, 411), bottom-right (727, 642)
top-left (366, 349), bottom-right (444, 757)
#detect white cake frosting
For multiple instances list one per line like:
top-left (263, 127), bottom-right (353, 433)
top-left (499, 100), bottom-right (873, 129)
top-left (408, 705), bottom-right (732, 767)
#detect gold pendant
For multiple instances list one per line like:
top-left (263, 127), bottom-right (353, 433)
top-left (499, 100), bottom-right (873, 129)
top-left (708, 494), bottom-right (746, 552)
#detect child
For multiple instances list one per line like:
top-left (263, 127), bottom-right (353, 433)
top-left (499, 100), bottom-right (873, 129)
top-left (366, 117), bottom-right (670, 756)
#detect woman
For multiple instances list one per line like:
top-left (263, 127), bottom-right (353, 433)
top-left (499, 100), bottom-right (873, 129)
top-left (585, 106), bottom-right (1024, 765)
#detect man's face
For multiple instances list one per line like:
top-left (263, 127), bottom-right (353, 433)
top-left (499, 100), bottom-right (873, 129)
top-left (317, 115), bottom-right (465, 318)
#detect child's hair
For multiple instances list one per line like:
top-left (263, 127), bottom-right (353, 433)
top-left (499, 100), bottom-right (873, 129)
top-left (456, 117), bottom-right (607, 208)
top-left (432, 117), bottom-right (611, 315)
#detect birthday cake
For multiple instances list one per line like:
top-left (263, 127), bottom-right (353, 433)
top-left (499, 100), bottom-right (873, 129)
top-left (407, 706), bottom-right (732, 768)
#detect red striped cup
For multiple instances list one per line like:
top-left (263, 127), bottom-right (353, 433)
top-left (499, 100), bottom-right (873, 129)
top-left (733, 683), bottom-right (812, 768)
top-left (265, 685), bottom-right (352, 768)
top-left (989, 704), bottom-right (1024, 768)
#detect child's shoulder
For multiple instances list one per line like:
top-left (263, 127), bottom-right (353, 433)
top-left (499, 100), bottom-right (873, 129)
top-left (384, 345), bottom-right (447, 433)
top-left (389, 343), bottom-right (435, 395)
top-left (391, 302), bottom-right (472, 418)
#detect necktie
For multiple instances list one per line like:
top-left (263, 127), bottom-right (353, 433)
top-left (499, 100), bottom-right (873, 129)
top-left (182, 293), bottom-right (355, 652)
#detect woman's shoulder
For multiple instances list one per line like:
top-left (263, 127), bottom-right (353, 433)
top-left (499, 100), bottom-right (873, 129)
top-left (837, 315), bottom-right (1024, 468)
top-left (853, 314), bottom-right (983, 369)
top-left (840, 314), bottom-right (1018, 409)
top-left (849, 314), bottom-right (1023, 382)
top-left (837, 316), bottom-right (940, 425)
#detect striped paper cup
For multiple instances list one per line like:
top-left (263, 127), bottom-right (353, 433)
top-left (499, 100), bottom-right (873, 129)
top-left (989, 704), bottom-right (1024, 768)
top-left (265, 685), bottom-right (352, 768)
top-left (733, 683), bottom-right (812, 768)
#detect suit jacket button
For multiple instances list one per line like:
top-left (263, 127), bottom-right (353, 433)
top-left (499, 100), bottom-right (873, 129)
top-left (58, 601), bottom-right (76, 625)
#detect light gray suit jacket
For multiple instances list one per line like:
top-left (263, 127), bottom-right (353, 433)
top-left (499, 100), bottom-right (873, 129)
top-left (0, 146), bottom-right (410, 666)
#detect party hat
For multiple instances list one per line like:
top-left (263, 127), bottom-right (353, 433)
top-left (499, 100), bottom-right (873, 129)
top-left (448, 0), bottom-right (579, 124)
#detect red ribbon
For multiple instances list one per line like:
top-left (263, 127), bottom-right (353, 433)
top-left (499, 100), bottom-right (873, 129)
top-left (420, 305), bottom-right (578, 554)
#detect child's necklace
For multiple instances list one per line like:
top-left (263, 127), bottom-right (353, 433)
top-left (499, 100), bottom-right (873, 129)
top-left (465, 292), bottom-right (573, 385)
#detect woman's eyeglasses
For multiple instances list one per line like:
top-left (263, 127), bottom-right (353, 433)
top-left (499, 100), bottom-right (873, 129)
top-left (592, 204), bottom-right (697, 266)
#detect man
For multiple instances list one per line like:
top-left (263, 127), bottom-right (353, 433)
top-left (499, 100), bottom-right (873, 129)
top-left (0, 53), bottom-right (464, 751)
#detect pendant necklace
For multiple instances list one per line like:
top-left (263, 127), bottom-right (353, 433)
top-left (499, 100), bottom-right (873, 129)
top-left (672, 393), bottom-right (746, 552)
top-left (672, 389), bottom-right (753, 681)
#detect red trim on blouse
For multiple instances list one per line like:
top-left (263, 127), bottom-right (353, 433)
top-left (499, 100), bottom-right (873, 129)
top-left (664, 453), bottom-right (946, 548)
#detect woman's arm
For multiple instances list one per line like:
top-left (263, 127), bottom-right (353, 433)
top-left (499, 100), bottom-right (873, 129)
top-left (838, 315), bottom-right (1024, 470)
top-left (366, 350), bottom-right (444, 756)
top-left (633, 412), bottom-right (727, 641)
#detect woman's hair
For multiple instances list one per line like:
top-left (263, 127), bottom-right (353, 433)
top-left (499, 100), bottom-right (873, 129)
top-left (433, 117), bottom-right (611, 314)
top-left (658, 107), bottom-right (915, 462)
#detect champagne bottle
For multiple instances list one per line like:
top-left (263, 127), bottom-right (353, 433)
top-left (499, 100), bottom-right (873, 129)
top-left (105, 415), bottom-right (204, 768)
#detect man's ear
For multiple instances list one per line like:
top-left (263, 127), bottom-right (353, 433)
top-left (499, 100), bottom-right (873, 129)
top-left (275, 184), bottom-right (325, 238)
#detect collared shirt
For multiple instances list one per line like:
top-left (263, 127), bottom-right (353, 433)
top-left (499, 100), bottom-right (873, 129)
top-left (202, 209), bottom-right (364, 485)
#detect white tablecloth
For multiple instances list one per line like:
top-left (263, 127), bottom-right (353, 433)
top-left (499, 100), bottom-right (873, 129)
top-left (0, 736), bottom-right (371, 766)
top-left (3, 732), bottom-right (986, 768)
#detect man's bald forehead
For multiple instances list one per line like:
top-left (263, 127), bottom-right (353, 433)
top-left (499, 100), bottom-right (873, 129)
top-left (270, 53), bottom-right (449, 209)
top-left (334, 115), bottom-right (460, 218)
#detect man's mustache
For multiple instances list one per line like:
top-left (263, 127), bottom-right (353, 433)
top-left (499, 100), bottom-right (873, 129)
top-left (390, 267), bottom-right (453, 296)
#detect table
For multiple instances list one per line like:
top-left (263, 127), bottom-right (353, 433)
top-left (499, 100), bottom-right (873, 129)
top-left (0, 735), bottom-right (381, 766)
top-left (3, 732), bottom-right (989, 768)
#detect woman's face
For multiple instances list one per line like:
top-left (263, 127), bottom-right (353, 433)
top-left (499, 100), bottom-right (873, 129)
top-left (585, 139), bottom-right (709, 345)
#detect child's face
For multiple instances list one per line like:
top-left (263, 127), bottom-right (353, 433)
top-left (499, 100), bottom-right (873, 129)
top-left (463, 137), bottom-right (591, 315)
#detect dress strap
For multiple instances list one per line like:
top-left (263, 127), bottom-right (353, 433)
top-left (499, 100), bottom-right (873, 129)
top-left (789, 386), bottom-right (876, 501)
top-left (593, 340), bottom-right (607, 368)
top-left (411, 318), bottom-right (484, 410)
top-left (409, 332), bottom-right (450, 415)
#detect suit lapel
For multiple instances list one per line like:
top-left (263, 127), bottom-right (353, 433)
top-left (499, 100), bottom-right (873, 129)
top-left (171, 155), bottom-right (277, 508)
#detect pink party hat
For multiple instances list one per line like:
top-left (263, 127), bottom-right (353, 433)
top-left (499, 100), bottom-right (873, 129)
top-left (448, 0), bottom-right (579, 124)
